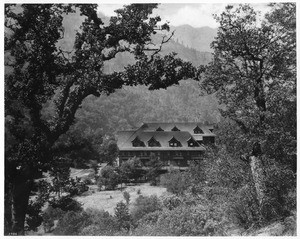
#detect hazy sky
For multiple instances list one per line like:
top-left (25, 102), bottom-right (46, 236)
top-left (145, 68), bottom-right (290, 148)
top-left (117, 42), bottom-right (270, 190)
top-left (97, 3), bottom-right (271, 28)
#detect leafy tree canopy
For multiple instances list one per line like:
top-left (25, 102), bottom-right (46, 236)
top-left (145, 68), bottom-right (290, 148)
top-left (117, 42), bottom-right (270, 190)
top-left (4, 3), bottom-right (196, 234)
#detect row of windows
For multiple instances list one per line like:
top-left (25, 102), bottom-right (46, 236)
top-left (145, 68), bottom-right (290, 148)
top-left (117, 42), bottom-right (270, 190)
top-left (120, 151), bottom-right (202, 157)
top-left (120, 151), bottom-right (161, 157)
top-left (155, 126), bottom-right (206, 134)
top-left (132, 138), bottom-right (199, 147)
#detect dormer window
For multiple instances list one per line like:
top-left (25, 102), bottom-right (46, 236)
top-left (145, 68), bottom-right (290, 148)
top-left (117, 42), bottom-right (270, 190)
top-left (193, 126), bottom-right (204, 134)
top-left (171, 126), bottom-right (180, 131)
top-left (169, 137), bottom-right (182, 147)
top-left (148, 137), bottom-right (161, 147)
top-left (156, 127), bottom-right (164, 131)
top-left (132, 137), bottom-right (145, 147)
top-left (187, 137), bottom-right (199, 147)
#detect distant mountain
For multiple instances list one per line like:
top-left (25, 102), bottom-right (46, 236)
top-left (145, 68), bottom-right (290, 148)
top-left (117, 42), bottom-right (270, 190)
top-left (58, 12), bottom-right (214, 74)
top-left (171, 25), bottom-right (218, 53)
top-left (103, 35), bottom-right (213, 74)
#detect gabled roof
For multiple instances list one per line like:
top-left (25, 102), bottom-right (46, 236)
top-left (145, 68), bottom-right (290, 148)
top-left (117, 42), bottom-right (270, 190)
top-left (117, 130), bottom-right (205, 151)
top-left (140, 122), bottom-right (215, 136)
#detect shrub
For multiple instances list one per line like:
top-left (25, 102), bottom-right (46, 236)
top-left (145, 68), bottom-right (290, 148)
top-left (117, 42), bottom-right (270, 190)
top-left (160, 170), bottom-right (189, 195)
top-left (123, 191), bottom-right (130, 205)
top-left (146, 153), bottom-right (163, 185)
top-left (42, 206), bottom-right (64, 232)
top-left (131, 195), bottom-right (162, 223)
top-left (49, 195), bottom-right (83, 212)
top-left (80, 208), bottom-right (118, 236)
top-left (97, 166), bottom-right (120, 190)
top-left (133, 205), bottom-right (225, 236)
top-left (53, 211), bottom-right (90, 235)
top-left (114, 201), bottom-right (131, 231)
top-left (119, 157), bottom-right (145, 183)
top-left (227, 184), bottom-right (260, 229)
top-left (65, 177), bottom-right (89, 196)
top-left (264, 161), bottom-right (296, 218)
top-left (162, 195), bottom-right (182, 210)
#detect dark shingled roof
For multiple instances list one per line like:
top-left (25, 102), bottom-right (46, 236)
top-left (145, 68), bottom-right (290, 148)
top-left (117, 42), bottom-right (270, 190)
top-left (141, 122), bottom-right (215, 136)
top-left (116, 122), bottom-right (214, 151)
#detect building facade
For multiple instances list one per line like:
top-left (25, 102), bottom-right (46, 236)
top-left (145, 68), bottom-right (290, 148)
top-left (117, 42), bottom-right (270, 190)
top-left (116, 122), bottom-right (215, 170)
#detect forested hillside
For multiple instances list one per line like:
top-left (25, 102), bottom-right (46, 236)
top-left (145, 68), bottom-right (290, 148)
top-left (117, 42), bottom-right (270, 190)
top-left (57, 9), bottom-right (218, 135)
top-left (76, 81), bottom-right (220, 134)
top-left (171, 25), bottom-right (217, 52)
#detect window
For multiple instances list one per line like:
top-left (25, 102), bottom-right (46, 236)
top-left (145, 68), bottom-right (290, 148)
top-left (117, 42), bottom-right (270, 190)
top-left (171, 126), bottom-right (180, 131)
top-left (148, 137), bottom-right (161, 147)
top-left (132, 137), bottom-right (145, 147)
top-left (169, 137), bottom-right (181, 147)
top-left (187, 137), bottom-right (199, 147)
top-left (156, 127), bottom-right (164, 131)
top-left (193, 126), bottom-right (204, 134)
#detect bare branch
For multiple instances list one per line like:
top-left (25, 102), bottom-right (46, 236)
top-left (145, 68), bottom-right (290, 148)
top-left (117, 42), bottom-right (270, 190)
top-left (148, 31), bottom-right (175, 64)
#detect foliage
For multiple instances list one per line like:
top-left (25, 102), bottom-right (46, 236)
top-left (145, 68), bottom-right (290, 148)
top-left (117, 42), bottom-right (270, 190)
top-left (133, 204), bottom-right (225, 236)
top-left (131, 195), bottom-right (162, 224)
top-left (263, 160), bottom-right (296, 218)
top-left (49, 195), bottom-right (83, 212)
top-left (119, 157), bottom-right (145, 183)
top-left (123, 191), bottom-right (130, 205)
top-left (162, 195), bottom-right (182, 210)
top-left (200, 2), bottom-right (296, 225)
top-left (52, 128), bottom-right (102, 168)
top-left (80, 208), bottom-right (118, 236)
top-left (114, 201), bottom-right (131, 231)
top-left (24, 201), bottom-right (43, 232)
top-left (160, 170), bottom-right (190, 195)
top-left (77, 80), bottom-right (220, 134)
top-left (42, 206), bottom-right (64, 233)
top-left (146, 153), bottom-right (163, 185)
top-left (201, 2), bottom-right (296, 164)
top-left (24, 180), bottom-right (52, 232)
top-left (53, 211), bottom-right (90, 235)
top-left (97, 165), bottom-right (120, 190)
top-left (227, 184), bottom-right (260, 229)
top-left (98, 136), bottom-right (119, 165)
top-left (5, 3), bottom-right (195, 233)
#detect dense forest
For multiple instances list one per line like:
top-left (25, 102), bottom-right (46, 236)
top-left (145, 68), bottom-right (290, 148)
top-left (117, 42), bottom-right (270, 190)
top-left (5, 3), bottom-right (296, 236)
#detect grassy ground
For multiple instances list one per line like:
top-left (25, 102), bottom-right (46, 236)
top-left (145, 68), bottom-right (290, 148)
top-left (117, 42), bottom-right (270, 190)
top-left (71, 167), bottom-right (169, 214)
top-left (75, 183), bottom-right (168, 214)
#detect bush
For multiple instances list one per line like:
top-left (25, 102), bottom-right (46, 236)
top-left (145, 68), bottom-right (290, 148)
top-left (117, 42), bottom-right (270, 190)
top-left (264, 161), bottom-right (296, 218)
top-left (162, 195), bottom-right (182, 210)
top-left (114, 201), bottom-right (131, 231)
top-left (227, 184), bottom-right (260, 229)
top-left (65, 177), bottom-right (89, 196)
top-left (160, 170), bottom-right (189, 195)
top-left (131, 195), bottom-right (162, 223)
top-left (97, 166), bottom-right (120, 190)
top-left (80, 208), bottom-right (118, 236)
top-left (42, 206), bottom-right (64, 232)
top-left (133, 204), bottom-right (225, 236)
top-left (49, 195), bottom-right (83, 212)
top-left (53, 211), bottom-right (90, 235)
top-left (119, 157), bottom-right (145, 183)
top-left (123, 191), bottom-right (130, 205)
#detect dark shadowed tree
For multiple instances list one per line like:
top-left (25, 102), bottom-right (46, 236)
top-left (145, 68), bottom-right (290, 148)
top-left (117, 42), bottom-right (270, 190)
top-left (5, 4), bottom-right (196, 234)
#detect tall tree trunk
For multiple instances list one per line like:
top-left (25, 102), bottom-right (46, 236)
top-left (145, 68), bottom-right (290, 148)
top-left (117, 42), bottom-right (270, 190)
top-left (249, 155), bottom-right (267, 207)
top-left (11, 179), bottom-right (33, 235)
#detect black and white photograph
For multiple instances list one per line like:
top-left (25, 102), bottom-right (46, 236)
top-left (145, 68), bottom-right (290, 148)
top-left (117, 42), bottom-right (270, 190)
top-left (4, 1), bottom-right (296, 236)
